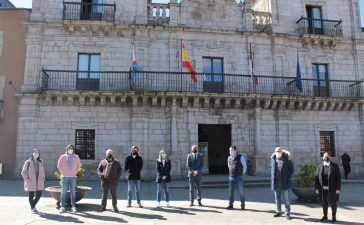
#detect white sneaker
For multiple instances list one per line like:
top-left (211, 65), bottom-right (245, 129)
top-left (157, 202), bottom-right (160, 208)
top-left (72, 207), bottom-right (77, 213)
top-left (166, 202), bottom-right (170, 208)
top-left (31, 208), bottom-right (36, 214)
top-left (33, 207), bottom-right (38, 213)
top-left (59, 207), bottom-right (65, 213)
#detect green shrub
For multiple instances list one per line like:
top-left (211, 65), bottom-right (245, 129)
top-left (55, 164), bottom-right (84, 186)
top-left (296, 162), bottom-right (316, 186)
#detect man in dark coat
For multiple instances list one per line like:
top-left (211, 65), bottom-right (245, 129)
top-left (315, 152), bottom-right (341, 223)
top-left (97, 149), bottom-right (122, 212)
top-left (341, 152), bottom-right (351, 179)
top-left (186, 144), bottom-right (203, 206)
top-left (125, 145), bottom-right (143, 208)
top-left (270, 147), bottom-right (294, 220)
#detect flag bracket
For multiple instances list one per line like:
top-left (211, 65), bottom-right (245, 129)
top-left (287, 79), bottom-right (296, 85)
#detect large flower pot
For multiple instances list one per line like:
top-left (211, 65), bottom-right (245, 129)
top-left (45, 186), bottom-right (92, 206)
top-left (291, 185), bottom-right (318, 202)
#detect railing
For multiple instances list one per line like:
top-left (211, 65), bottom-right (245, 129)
top-left (252, 11), bottom-right (272, 28)
top-left (147, 3), bottom-right (170, 25)
top-left (41, 70), bottom-right (363, 99)
top-left (62, 1), bottom-right (116, 23)
top-left (296, 17), bottom-right (343, 36)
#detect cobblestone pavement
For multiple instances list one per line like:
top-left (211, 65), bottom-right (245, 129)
top-left (0, 179), bottom-right (363, 225)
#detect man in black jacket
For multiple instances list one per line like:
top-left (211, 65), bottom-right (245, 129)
top-left (341, 152), bottom-right (351, 179)
top-left (315, 152), bottom-right (341, 223)
top-left (125, 145), bottom-right (143, 208)
top-left (186, 144), bottom-right (203, 206)
top-left (97, 149), bottom-right (122, 212)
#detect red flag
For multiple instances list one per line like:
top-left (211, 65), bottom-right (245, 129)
top-left (182, 44), bottom-right (197, 83)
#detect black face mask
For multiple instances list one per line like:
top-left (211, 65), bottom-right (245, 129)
top-left (132, 151), bottom-right (137, 155)
top-left (107, 154), bottom-right (112, 159)
top-left (192, 150), bottom-right (197, 153)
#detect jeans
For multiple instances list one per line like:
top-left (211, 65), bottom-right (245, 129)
top-left (127, 180), bottom-right (141, 204)
top-left (189, 175), bottom-right (201, 202)
top-left (228, 175), bottom-right (245, 206)
top-left (61, 176), bottom-right (77, 208)
top-left (28, 190), bottom-right (42, 209)
top-left (101, 181), bottom-right (118, 209)
top-left (157, 182), bottom-right (170, 202)
top-left (274, 187), bottom-right (291, 214)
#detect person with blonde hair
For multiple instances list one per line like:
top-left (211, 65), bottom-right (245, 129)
top-left (57, 144), bottom-right (81, 213)
top-left (97, 149), bottom-right (122, 212)
top-left (125, 145), bottom-right (143, 207)
top-left (21, 149), bottom-right (46, 214)
top-left (155, 149), bottom-right (171, 207)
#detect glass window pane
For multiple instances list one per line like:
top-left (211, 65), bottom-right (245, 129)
top-left (92, 0), bottom-right (103, 13)
top-left (319, 65), bottom-right (327, 86)
top-left (78, 54), bottom-right (89, 78)
top-left (90, 55), bottom-right (101, 79)
top-left (312, 64), bottom-right (318, 86)
top-left (213, 59), bottom-right (222, 82)
top-left (312, 7), bottom-right (322, 28)
top-left (203, 58), bottom-right (212, 81)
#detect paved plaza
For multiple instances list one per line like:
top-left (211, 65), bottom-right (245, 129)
top-left (0, 178), bottom-right (363, 225)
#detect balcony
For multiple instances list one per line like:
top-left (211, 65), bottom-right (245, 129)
top-left (296, 17), bottom-right (343, 37)
top-left (41, 70), bottom-right (363, 99)
top-left (62, 1), bottom-right (116, 23)
top-left (147, 3), bottom-right (170, 26)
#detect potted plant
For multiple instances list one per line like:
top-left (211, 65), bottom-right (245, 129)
top-left (291, 162), bottom-right (319, 202)
top-left (45, 165), bottom-right (92, 207)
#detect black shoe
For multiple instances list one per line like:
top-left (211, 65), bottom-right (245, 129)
top-left (320, 216), bottom-right (328, 222)
top-left (189, 201), bottom-right (194, 207)
top-left (198, 200), bottom-right (203, 206)
top-left (226, 205), bottom-right (233, 210)
top-left (113, 208), bottom-right (119, 212)
top-left (286, 214), bottom-right (291, 220)
top-left (241, 204), bottom-right (245, 210)
top-left (273, 212), bottom-right (282, 217)
top-left (100, 207), bottom-right (106, 212)
top-left (332, 217), bottom-right (336, 223)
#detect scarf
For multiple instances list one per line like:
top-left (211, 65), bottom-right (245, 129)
top-left (66, 153), bottom-right (75, 170)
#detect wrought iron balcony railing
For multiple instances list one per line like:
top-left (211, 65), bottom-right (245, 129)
top-left (41, 70), bottom-right (363, 99)
top-left (296, 17), bottom-right (343, 36)
top-left (62, 1), bottom-right (116, 23)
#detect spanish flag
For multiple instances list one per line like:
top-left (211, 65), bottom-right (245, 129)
top-left (182, 43), bottom-right (197, 83)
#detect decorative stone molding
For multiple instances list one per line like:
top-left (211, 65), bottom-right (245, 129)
top-left (300, 34), bottom-right (339, 48)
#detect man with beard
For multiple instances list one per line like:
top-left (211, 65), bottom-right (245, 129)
top-left (125, 145), bottom-right (143, 208)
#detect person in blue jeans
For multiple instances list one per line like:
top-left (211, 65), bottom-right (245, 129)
top-left (125, 145), bottom-right (143, 208)
top-left (270, 146), bottom-right (294, 220)
top-left (226, 146), bottom-right (247, 210)
top-left (156, 149), bottom-right (171, 207)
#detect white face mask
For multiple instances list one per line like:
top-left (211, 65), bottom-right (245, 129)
top-left (67, 150), bottom-right (74, 155)
top-left (275, 152), bottom-right (283, 159)
top-left (230, 150), bottom-right (236, 156)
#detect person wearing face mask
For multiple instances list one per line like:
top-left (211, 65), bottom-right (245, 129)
top-left (315, 152), bottom-right (341, 223)
top-left (21, 149), bottom-right (46, 214)
top-left (97, 149), bottom-right (122, 212)
top-left (186, 144), bottom-right (203, 206)
top-left (155, 149), bottom-right (171, 208)
top-left (270, 146), bottom-right (294, 220)
top-left (125, 145), bottom-right (143, 207)
top-left (226, 146), bottom-right (247, 210)
top-left (57, 144), bottom-right (81, 213)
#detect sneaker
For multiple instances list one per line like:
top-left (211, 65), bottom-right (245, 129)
top-left (72, 207), bottom-right (77, 213)
top-left (157, 202), bottom-right (161, 208)
top-left (320, 216), bottom-right (328, 222)
top-left (273, 212), bottom-right (282, 217)
top-left (126, 202), bottom-right (131, 208)
top-left (198, 200), bottom-right (203, 206)
top-left (59, 207), bottom-right (65, 213)
top-left (332, 217), bottom-right (337, 224)
top-left (241, 204), bottom-right (245, 210)
top-left (113, 207), bottom-right (119, 212)
top-left (137, 203), bottom-right (143, 208)
top-left (100, 206), bottom-right (106, 211)
top-left (189, 201), bottom-right (194, 207)
top-left (31, 208), bottom-right (36, 214)
top-left (286, 214), bottom-right (291, 220)
top-left (166, 202), bottom-right (170, 208)
top-left (33, 207), bottom-right (38, 213)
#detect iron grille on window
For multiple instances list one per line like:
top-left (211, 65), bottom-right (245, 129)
top-left (75, 129), bottom-right (95, 160)
top-left (320, 131), bottom-right (335, 157)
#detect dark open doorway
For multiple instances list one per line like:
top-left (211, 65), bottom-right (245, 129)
top-left (198, 124), bottom-right (231, 174)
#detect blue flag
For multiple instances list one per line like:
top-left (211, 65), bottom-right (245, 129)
top-left (296, 51), bottom-right (303, 92)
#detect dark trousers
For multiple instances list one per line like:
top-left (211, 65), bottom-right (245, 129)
top-left (101, 182), bottom-right (118, 209)
top-left (28, 191), bottom-right (42, 209)
top-left (189, 175), bottom-right (201, 202)
top-left (322, 190), bottom-right (337, 219)
top-left (343, 164), bottom-right (351, 179)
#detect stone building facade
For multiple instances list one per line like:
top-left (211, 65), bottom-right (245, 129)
top-left (15, 0), bottom-right (364, 179)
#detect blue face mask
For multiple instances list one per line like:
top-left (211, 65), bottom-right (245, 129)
top-left (33, 153), bottom-right (39, 159)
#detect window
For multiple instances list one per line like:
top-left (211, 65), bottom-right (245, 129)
top-left (306, 6), bottom-right (323, 34)
top-left (75, 129), bottom-right (95, 160)
top-left (360, 0), bottom-right (364, 30)
top-left (202, 57), bottom-right (224, 93)
top-left (0, 31), bottom-right (3, 56)
top-left (320, 131), bottom-right (335, 157)
top-left (77, 53), bottom-right (100, 90)
top-left (312, 64), bottom-right (329, 97)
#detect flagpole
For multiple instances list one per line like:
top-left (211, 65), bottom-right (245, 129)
top-left (180, 39), bottom-right (183, 91)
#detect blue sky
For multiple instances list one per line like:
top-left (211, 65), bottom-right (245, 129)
top-left (10, 0), bottom-right (364, 26)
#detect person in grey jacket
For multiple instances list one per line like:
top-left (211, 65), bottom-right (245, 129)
top-left (186, 144), bottom-right (203, 206)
